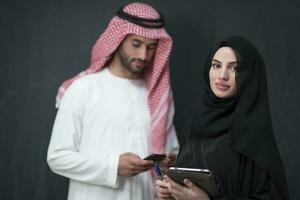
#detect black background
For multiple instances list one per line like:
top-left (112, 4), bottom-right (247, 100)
top-left (1, 0), bottom-right (299, 199)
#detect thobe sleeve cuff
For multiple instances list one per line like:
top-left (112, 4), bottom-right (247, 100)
top-left (105, 153), bottom-right (120, 188)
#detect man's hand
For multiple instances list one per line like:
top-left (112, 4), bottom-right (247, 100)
top-left (159, 153), bottom-right (177, 173)
top-left (118, 152), bottom-right (154, 177)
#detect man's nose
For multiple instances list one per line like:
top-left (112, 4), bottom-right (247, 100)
top-left (138, 47), bottom-right (147, 60)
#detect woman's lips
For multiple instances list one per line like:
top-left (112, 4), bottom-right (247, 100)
top-left (215, 82), bottom-right (230, 91)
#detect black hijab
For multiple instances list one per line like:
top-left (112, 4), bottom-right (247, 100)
top-left (190, 36), bottom-right (289, 199)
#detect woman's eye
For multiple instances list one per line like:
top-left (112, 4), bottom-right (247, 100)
top-left (211, 63), bottom-right (220, 68)
top-left (230, 65), bottom-right (238, 72)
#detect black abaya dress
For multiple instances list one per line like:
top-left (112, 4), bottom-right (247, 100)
top-left (176, 133), bottom-right (284, 199)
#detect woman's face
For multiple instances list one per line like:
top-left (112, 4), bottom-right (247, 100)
top-left (209, 47), bottom-right (238, 98)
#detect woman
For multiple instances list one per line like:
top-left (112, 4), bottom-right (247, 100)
top-left (156, 36), bottom-right (289, 199)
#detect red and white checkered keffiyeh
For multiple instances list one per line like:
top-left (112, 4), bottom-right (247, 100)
top-left (56, 2), bottom-right (173, 154)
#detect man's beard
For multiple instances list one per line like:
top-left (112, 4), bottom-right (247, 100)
top-left (117, 48), bottom-right (149, 75)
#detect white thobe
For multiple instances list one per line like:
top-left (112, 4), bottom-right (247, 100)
top-left (47, 68), bottom-right (178, 200)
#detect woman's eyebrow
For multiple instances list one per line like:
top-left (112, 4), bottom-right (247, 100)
top-left (212, 59), bottom-right (221, 63)
top-left (212, 59), bottom-right (237, 64)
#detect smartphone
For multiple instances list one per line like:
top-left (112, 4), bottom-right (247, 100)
top-left (143, 154), bottom-right (166, 162)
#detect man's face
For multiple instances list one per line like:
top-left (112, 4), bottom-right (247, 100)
top-left (116, 34), bottom-right (158, 75)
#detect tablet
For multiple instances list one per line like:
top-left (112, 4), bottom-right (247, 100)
top-left (166, 167), bottom-right (220, 198)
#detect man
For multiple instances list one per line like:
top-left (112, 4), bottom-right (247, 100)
top-left (47, 2), bottom-right (178, 200)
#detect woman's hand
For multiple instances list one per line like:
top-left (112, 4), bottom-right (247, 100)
top-left (165, 175), bottom-right (210, 200)
top-left (155, 179), bottom-right (173, 200)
